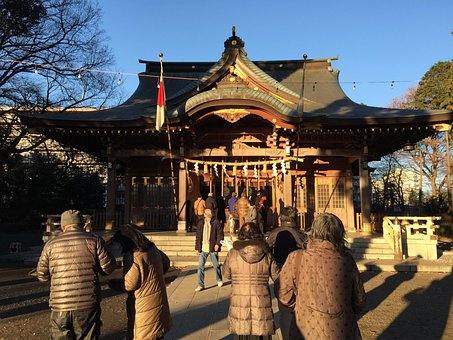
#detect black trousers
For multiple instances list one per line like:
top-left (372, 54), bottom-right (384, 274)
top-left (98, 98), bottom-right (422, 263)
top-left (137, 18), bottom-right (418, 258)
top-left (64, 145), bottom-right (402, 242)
top-left (50, 306), bottom-right (101, 340)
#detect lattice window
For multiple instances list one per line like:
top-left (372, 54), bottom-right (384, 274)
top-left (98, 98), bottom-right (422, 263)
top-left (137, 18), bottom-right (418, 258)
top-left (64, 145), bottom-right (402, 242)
top-left (332, 181), bottom-right (345, 208)
top-left (132, 177), bottom-right (174, 208)
top-left (317, 183), bottom-right (330, 210)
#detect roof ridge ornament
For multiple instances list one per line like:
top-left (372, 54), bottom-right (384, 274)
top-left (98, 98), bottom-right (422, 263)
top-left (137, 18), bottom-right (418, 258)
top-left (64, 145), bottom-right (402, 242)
top-left (223, 26), bottom-right (245, 55)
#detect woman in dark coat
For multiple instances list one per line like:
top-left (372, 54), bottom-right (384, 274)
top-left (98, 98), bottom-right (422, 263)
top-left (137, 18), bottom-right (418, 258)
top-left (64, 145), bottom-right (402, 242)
top-left (222, 222), bottom-right (280, 340)
top-left (276, 213), bottom-right (366, 340)
top-left (109, 225), bottom-right (172, 340)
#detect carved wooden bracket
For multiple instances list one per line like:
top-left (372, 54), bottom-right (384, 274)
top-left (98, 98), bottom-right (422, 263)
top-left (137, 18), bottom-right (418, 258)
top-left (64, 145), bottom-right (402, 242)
top-left (213, 108), bottom-right (251, 123)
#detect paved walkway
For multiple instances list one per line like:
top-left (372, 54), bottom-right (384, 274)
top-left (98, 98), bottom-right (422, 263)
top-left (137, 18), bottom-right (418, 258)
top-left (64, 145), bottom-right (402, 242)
top-left (164, 266), bottom-right (282, 340)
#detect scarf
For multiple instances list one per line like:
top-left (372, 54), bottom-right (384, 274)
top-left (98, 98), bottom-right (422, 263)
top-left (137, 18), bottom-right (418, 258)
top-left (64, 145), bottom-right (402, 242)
top-left (202, 219), bottom-right (211, 252)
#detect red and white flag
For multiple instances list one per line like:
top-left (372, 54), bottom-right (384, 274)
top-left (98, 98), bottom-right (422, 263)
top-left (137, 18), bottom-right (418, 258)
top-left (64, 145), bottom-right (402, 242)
top-left (155, 61), bottom-right (165, 131)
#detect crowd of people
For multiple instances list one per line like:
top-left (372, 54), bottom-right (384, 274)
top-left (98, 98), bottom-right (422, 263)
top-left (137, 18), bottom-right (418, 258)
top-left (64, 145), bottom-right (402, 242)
top-left (36, 199), bottom-right (366, 340)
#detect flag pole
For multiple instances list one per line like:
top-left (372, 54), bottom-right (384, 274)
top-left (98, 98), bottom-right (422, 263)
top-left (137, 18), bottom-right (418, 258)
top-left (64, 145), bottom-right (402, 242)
top-left (158, 52), bottom-right (178, 228)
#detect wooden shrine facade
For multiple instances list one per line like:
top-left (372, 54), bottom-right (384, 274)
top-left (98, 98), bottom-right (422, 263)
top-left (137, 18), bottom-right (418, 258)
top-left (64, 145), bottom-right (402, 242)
top-left (21, 30), bottom-right (453, 233)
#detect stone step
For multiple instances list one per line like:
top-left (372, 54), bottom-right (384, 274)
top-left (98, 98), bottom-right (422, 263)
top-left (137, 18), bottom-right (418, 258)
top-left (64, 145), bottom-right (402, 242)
top-left (156, 239), bottom-right (393, 251)
top-left (164, 249), bottom-right (229, 257)
top-left (350, 247), bottom-right (395, 255)
top-left (168, 254), bottom-right (396, 267)
top-left (169, 256), bottom-right (227, 268)
top-left (352, 253), bottom-right (396, 260)
top-left (145, 232), bottom-right (396, 262)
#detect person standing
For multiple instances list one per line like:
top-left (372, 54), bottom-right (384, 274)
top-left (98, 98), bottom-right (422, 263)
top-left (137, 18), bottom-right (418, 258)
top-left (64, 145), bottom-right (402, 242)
top-left (217, 194), bottom-right (227, 224)
top-left (205, 192), bottom-right (218, 219)
top-left (228, 192), bottom-right (238, 216)
top-left (266, 206), bottom-right (307, 340)
top-left (194, 193), bottom-right (206, 225)
top-left (109, 225), bottom-right (172, 340)
top-left (228, 192), bottom-right (239, 234)
top-left (222, 222), bottom-right (280, 339)
top-left (237, 191), bottom-right (251, 230)
top-left (36, 209), bottom-right (116, 340)
top-left (195, 208), bottom-right (224, 291)
top-left (258, 193), bottom-right (269, 232)
top-left (276, 213), bottom-right (366, 339)
top-left (266, 206), bottom-right (307, 266)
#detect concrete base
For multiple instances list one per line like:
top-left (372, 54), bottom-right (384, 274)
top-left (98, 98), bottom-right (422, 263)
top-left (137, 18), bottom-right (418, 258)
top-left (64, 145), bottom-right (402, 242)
top-left (177, 221), bottom-right (187, 233)
top-left (406, 237), bottom-right (439, 260)
top-left (362, 222), bottom-right (372, 234)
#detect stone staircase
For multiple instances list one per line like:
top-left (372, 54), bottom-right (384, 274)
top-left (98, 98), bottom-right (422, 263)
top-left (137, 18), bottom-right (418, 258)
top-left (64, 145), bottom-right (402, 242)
top-left (348, 236), bottom-right (396, 260)
top-left (144, 232), bottom-right (396, 267)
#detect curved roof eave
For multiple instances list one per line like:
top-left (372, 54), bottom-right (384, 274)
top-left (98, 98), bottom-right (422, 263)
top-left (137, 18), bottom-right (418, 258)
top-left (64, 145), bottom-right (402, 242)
top-left (19, 113), bottom-right (152, 129)
top-left (174, 87), bottom-right (295, 121)
top-left (305, 102), bottom-right (453, 126)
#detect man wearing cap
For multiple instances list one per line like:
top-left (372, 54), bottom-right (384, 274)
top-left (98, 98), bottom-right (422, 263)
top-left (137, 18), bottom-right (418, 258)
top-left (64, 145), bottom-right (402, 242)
top-left (37, 209), bottom-right (116, 339)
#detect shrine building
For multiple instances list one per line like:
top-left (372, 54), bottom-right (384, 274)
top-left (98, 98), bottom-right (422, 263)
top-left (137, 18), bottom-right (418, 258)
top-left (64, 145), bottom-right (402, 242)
top-left (20, 30), bottom-right (453, 233)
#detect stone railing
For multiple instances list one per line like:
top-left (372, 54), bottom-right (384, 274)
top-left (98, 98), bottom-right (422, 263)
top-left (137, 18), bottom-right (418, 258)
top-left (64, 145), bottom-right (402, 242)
top-left (382, 216), bottom-right (441, 260)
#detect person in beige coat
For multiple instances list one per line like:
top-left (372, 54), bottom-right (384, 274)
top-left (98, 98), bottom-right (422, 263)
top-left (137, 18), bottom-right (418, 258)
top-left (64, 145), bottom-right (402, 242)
top-left (222, 222), bottom-right (280, 339)
top-left (109, 225), bottom-right (172, 340)
top-left (236, 191), bottom-right (251, 229)
top-left (276, 213), bottom-right (366, 340)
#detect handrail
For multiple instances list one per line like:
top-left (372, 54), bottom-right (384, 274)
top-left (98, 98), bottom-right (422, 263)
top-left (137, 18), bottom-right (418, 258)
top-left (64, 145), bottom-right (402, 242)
top-left (382, 215), bottom-right (441, 260)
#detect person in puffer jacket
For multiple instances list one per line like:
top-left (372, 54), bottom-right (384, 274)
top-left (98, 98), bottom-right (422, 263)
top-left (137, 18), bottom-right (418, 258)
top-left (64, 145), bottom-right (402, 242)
top-left (108, 224), bottom-right (172, 340)
top-left (222, 222), bottom-right (280, 339)
top-left (37, 209), bottom-right (116, 340)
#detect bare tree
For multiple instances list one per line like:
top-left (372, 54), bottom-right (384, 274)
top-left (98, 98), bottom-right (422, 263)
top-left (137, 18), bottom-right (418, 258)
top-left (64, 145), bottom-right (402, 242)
top-left (0, 0), bottom-right (118, 164)
top-left (371, 154), bottom-right (410, 212)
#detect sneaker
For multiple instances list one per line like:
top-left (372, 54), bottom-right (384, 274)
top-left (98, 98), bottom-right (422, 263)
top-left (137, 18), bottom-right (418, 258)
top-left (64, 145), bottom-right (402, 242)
top-left (217, 281), bottom-right (223, 287)
top-left (194, 286), bottom-right (204, 292)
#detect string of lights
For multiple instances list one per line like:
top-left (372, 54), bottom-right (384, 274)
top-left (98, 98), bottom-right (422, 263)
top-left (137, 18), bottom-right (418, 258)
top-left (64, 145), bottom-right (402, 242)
top-left (0, 57), bottom-right (425, 89)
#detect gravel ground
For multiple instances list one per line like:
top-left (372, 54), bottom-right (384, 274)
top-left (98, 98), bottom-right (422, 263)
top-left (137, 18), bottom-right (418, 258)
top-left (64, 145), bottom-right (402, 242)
top-left (0, 264), bottom-right (180, 340)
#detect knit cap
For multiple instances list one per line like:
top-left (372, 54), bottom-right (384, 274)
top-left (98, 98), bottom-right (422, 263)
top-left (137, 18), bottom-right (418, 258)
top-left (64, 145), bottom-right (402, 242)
top-left (61, 209), bottom-right (84, 228)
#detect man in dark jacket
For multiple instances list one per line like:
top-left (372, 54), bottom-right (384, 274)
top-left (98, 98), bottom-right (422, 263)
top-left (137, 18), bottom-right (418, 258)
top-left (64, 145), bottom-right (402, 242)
top-left (205, 192), bottom-right (218, 219)
top-left (266, 206), bottom-right (308, 267)
top-left (37, 209), bottom-right (116, 339)
top-left (267, 206), bottom-right (307, 340)
top-left (195, 208), bottom-right (224, 291)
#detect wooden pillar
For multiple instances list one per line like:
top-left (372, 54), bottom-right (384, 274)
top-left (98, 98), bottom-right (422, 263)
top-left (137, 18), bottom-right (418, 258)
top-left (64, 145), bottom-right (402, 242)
top-left (345, 171), bottom-right (356, 232)
top-left (177, 161), bottom-right (187, 233)
top-left (124, 170), bottom-right (132, 225)
top-left (275, 175), bottom-right (284, 225)
top-left (305, 171), bottom-right (316, 231)
top-left (359, 157), bottom-right (372, 233)
top-left (283, 172), bottom-right (292, 207)
top-left (105, 157), bottom-right (117, 230)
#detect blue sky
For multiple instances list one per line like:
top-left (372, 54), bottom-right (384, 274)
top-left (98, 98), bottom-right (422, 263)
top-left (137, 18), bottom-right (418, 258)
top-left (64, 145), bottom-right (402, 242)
top-left (98, 0), bottom-right (452, 108)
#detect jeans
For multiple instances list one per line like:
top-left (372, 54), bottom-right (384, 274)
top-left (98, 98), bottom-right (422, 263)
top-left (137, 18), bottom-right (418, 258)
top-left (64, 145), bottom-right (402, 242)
top-left (50, 306), bottom-right (101, 340)
top-left (197, 251), bottom-right (222, 287)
